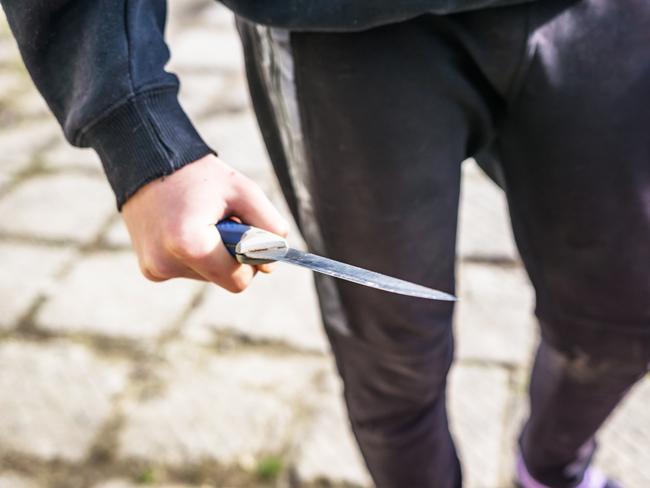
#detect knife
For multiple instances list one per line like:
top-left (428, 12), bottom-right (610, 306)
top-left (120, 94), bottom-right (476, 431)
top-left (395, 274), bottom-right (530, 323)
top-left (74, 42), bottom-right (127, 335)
top-left (216, 219), bottom-right (456, 301)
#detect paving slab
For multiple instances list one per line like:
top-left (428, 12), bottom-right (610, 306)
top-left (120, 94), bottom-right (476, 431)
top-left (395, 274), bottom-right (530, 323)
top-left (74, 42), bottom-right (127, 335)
top-left (169, 0), bottom-right (234, 31)
top-left (0, 70), bottom-right (24, 100)
top-left (177, 71), bottom-right (248, 120)
top-left (40, 138), bottom-right (102, 172)
top-left (193, 111), bottom-right (273, 181)
top-left (169, 28), bottom-right (243, 74)
top-left (0, 71), bottom-right (30, 127)
top-left (0, 473), bottom-right (40, 488)
top-left (496, 385), bottom-right (529, 487)
top-left (102, 218), bottom-right (132, 248)
top-left (0, 120), bottom-right (59, 174)
top-left (36, 251), bottom-right (202, 340)
top-left (458, 159), bottom-right (518, 262)
top-left (293, 372), bottom-right (372, 487)
top-left (448, 364), bottom-right (511, 488)
top-left (10, 90), bottom-right (52, 121)
top-left (0, 173), bottom-right (115, 242)
top-left (177, 72), bottom-right (229, 118)
top-left (455, 262), bottom-right (537, 366)
top-left (0, 33), bottom-right (21, 66)
top-left (93, 480), bottom-right (198, 488)
top-left (595, 377), bottom-right (650, 488)
top-left (0, 242), bottom-right (73, 330)
top-left (184, 264), bottom-right (327, 353)
top-left (0, 340), bottom-right (128, 462)
top-left (118, 344), bottom-right (327, 467)
top-left (0, 172), bottom-right (10, 192)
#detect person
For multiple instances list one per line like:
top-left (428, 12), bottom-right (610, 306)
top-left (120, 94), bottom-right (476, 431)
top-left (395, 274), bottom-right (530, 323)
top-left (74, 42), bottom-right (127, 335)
top-left (2, 1), bottom-right (649, 486)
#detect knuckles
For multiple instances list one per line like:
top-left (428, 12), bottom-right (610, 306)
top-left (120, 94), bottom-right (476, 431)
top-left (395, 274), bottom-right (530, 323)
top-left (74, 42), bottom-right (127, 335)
top-left (139, 252), bottom-right (178, 282)
top-left (163, 225), bottom-right (211, 261)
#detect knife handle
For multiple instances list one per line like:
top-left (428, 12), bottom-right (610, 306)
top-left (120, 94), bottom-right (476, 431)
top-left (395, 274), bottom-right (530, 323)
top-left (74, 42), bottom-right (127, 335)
top-left (216, 219), bottom-right (251, 257)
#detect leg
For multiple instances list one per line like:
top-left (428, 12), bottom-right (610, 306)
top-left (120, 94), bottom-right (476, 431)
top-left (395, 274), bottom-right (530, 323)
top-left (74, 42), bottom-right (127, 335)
top-left (495, 0), bottom-right (650, 484)
top-left (237, 15), bottom-right (505, 487)
top-left (520, 337), bottom-right (647, 487)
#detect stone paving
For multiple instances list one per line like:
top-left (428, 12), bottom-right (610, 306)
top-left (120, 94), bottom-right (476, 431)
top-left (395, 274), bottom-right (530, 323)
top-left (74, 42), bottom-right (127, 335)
top-left (0, 2), bottom-right (648, 487)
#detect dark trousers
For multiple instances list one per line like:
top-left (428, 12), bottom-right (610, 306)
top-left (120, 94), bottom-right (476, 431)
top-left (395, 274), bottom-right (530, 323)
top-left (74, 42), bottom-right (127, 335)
top-left (236, 1), bottom-right (650, 486)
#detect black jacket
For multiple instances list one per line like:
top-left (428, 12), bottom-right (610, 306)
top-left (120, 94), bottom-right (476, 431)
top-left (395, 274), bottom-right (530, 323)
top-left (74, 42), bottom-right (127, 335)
top-left (1, 0), bottom-right (531, 208)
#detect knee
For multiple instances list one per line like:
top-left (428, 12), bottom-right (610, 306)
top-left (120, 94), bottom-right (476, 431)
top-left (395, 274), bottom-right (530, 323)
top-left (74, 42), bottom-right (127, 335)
top-left (329, 326), bottom-right (455, 433)
top-left (538, 325), bottom-right (650, 383)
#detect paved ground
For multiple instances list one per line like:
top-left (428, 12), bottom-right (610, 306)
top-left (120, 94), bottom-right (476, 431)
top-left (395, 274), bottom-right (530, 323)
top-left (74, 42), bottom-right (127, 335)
top-left (0, 2), bottom-right (648, 487)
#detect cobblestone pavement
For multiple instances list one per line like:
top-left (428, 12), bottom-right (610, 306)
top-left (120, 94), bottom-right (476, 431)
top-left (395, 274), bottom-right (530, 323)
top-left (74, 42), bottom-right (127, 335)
top-left (0, 2), bottom-right (648, 487)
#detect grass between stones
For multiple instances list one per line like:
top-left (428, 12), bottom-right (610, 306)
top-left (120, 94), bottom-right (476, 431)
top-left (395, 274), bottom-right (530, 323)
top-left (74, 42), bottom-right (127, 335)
top-left (255, 455), bottom-right (284, 483)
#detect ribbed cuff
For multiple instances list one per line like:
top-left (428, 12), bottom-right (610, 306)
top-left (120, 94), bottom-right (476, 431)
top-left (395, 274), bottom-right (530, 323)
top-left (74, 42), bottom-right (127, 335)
top-left (81, 86), bottom-right (214, 209)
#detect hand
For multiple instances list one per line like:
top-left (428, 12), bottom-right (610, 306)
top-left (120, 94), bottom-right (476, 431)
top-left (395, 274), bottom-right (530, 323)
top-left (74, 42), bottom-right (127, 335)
top-left (121, 154), bottom-right (289, 292)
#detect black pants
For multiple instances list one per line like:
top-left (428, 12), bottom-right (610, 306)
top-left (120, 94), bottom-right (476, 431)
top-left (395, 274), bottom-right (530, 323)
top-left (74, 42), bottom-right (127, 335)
top-left (237, 1), bottom-right (650, 486)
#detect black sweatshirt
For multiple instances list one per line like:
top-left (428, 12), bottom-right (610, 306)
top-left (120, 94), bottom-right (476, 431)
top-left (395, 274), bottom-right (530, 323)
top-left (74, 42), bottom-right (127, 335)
top-left (1, 0), bottom-right (531, 208)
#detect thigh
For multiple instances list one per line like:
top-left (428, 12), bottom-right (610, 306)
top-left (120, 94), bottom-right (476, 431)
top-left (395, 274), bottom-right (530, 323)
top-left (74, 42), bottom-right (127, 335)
top-left (499, 0), bottom-right (650, 355)
top-left (239, 16), bottom-right (497, 350)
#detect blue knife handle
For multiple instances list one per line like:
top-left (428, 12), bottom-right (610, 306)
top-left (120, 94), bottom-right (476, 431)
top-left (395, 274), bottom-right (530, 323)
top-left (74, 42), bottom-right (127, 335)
top-left (216, 219), bottom-right (251, 257)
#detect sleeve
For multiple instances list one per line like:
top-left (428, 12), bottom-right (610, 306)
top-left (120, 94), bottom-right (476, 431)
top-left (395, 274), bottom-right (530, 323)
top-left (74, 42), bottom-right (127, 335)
top-left (0, 0), bottom-right (214, 209)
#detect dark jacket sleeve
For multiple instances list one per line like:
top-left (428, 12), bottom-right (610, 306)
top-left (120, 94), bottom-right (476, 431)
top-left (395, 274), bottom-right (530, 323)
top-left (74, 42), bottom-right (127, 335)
top-left (1, 0), bottom-right (214, 209)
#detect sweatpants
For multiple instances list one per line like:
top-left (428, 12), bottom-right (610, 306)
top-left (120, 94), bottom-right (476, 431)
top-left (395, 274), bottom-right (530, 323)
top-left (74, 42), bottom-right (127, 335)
top-left (235, 0), bottom-right (650, 486)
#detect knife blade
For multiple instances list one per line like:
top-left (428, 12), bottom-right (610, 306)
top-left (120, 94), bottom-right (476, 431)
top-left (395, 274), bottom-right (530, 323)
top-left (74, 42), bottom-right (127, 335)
top-left (216, 219), bottom-right (456, 301)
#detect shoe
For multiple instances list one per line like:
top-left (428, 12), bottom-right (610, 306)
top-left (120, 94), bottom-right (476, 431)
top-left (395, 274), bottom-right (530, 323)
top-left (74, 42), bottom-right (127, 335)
top-left (515, 453), bottom-right (623, 488)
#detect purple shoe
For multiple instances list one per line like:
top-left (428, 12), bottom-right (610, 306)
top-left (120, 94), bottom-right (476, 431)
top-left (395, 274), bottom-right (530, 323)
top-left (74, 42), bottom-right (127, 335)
top-left (515, 454), bottom-right (623, 488)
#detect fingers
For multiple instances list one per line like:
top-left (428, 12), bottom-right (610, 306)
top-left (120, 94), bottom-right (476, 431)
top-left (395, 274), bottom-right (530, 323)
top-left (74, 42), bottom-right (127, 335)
top-left (138, 235), bottom-right (256, 292)
top-left (141, 258), bottom-right (205, 282)
top-left (256, 262), bottom-right (277, 274)
top-left (230, 176), bottom-right (290, 237)
top-left (164, 221), bottom-right (256, 292)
